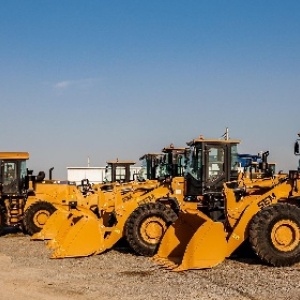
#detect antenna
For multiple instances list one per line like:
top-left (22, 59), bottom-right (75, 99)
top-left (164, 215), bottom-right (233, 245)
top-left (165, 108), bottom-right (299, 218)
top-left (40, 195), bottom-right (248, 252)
top-left (222, 127), bottom-right (229, 140)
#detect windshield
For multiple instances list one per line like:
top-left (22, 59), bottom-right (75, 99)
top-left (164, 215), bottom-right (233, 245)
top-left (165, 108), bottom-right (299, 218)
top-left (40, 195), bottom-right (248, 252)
top-left (176, 154), bottom-right (185, 176)
top-left (4, 162), bottom-right (17, 182)
top-left (185, 146), bottom-right (202, 180)
top-left (208, 147), bottom-right (225, 181)
top-left (137, 158), bottom-right (148, 181)
top-left (1, 160), bottom-right (27, 194)
top-left (159, 153), bottom-right (172, 177)
top-left (104, 166), bottom-right (129, 183)
top-left (231, 145), bottom-right (239, 171)
top-left (20, 161), bottom-right (27, 180)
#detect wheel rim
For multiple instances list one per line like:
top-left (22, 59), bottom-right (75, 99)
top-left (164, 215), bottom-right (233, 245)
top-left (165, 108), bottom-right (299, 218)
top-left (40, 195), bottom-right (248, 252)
top-left (271, 220), bottom-right (300, 252)
top-left (33, 210), bottom-right (51, 228)
top-left (140, 216), bottom-right (167, 245)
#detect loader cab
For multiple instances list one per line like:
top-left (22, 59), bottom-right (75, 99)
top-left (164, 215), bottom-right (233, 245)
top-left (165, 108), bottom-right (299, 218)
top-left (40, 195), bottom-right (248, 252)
top-left (160, 145), bottom-right (187, 179)
top-left (0, 152), bottom-right (29, 196)
top-left (242, 151), bottom-right (275, 179)
top-left (184, 138), bottom-right (240, 198)
top-left (238, 153), bottom-right (261, 168)
top-left (103, 160), bottom-right (136, 183)
top-left (138, 146), bottom-right (187, 181)
top-left (138, 153), bottom-right (163, 181)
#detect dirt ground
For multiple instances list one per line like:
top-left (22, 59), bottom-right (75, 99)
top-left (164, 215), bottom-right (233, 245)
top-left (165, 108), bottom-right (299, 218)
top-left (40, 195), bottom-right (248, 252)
top-left (0, 231), bottom-right (300, 300)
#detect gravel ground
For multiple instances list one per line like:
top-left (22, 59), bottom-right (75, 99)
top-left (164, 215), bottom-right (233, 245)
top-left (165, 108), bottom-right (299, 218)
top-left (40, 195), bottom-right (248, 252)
top-left (0, 231), bottom-right (300, 300)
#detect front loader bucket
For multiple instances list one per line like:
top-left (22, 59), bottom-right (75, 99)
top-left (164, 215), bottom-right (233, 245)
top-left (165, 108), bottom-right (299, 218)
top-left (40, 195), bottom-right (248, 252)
top-left (31, 209), bottom-right (72, 241)
top-left (153, 210), bottom-right (227, 271)
top-left (49, 210), bottom-right (107, 258)
top-left (46, 212), bottom-right (83, 250)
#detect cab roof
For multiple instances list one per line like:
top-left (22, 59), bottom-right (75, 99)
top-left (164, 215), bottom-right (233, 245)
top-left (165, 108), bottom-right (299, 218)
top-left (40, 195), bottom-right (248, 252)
top-left (139, 153), bottom-right (162, 160)
top-left (106, 160), bottom-right (136, 165)
top-left (0, 152), bottom-right (29, 160)
top-left (187, 137), bottom-right (241, 146)
top-left (162, 144), bottom-right (187, 153)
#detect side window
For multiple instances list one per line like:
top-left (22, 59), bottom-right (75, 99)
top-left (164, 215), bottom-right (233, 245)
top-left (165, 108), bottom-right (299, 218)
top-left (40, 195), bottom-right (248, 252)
top-left (20, 161), bottom-right (27, 180)
top-left (208, 148), bottom-right (224, 181)
top-left (231, 145), bottom-right (239, 170)
top-left (177, 155), bottom-right (185, 176)
top-left (4, 162), bottom-right (17, 182)
top-left (115, 166), bottom-right (126, 182)
top-left (188, 148), bottom-right (201, 180)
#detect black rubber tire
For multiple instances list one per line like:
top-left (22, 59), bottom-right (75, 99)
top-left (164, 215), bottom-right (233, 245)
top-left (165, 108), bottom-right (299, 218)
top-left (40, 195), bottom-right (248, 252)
top-left (125, 202), bottom-right (178, 257)
top-left (23, 201), bottom-right (57, 235)
top-left (249, 203), bottom-right (300, 267)
top-left (0, 206), bottom-right (6, 236)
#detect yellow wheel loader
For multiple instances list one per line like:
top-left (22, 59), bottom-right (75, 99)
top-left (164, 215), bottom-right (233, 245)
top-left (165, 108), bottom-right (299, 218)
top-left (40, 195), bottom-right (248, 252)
top-left (42, 181), bottom-right (179, 258)
top-left (23, 160), bottom-right (140, 235)
top-left (32, 144), bottom-right (189, 258)
top-left (122, 145), bottom-right (188, 256)
top-left (0, 152), bottom-right (141, 236)
top-left (0, 152), bottom-right (30, 234)
top-left (153, 135), bottom-right (300, 271)
top-left (31, 152), bottom-right (176, 249)
top-left (0, 151), bottom-right (67, 235)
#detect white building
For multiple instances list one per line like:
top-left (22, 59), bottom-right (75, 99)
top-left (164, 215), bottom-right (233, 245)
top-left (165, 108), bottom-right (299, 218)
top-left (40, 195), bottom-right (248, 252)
top-left (67, 165), bottom-right (142, 185)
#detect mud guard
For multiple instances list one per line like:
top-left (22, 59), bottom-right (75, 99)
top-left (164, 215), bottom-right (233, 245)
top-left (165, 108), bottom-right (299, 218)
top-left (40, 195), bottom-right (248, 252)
top-left (153, 210), bottom-right (227, 271)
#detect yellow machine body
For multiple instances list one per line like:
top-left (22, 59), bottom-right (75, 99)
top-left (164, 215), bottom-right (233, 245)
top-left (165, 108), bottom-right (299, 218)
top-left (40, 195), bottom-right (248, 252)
top-left (33, 179), bottom-right (184, 258)
top-left (23, 180), bottom-right (93, 234)
top-left (32, 136), bottom-right (261, 259)
top-left (154, 172), bottom-right (300, 271)
top-left (0, 152), bottom-right (29, 230)
top-left (22, 160), bottom-right (143, 235)
top-left (32, 179), bottom-right (160, 242)
top-left (25, 182), bottom-right (80, 210)
top-left (32, 144), bottom-right (192, 258)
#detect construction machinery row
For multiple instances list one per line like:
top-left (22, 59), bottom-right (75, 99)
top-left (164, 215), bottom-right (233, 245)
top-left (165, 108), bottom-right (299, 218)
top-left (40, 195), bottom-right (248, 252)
top-left (1, 130), bottom-right (300, 272)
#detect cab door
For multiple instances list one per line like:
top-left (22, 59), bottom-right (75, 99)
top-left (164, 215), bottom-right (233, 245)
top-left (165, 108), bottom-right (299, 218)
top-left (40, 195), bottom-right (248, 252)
top-left (1, 161), bottom-right (19, 194)
top-left (203, 144), bottom-right (227, 192)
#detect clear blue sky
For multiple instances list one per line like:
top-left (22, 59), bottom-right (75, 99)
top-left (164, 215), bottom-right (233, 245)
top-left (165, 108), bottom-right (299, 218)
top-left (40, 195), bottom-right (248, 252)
top-left (1, 0), bottom-right (300, 178)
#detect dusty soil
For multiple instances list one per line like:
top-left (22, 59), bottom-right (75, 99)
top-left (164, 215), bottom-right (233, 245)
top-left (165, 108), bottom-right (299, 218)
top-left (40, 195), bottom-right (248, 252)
top-left (0, 231), bottom-right (299, 300)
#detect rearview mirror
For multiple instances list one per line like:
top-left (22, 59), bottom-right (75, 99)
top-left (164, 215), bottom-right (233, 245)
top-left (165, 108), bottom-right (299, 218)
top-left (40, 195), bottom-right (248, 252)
top-left (294, 140), bottom-right (300, 155)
